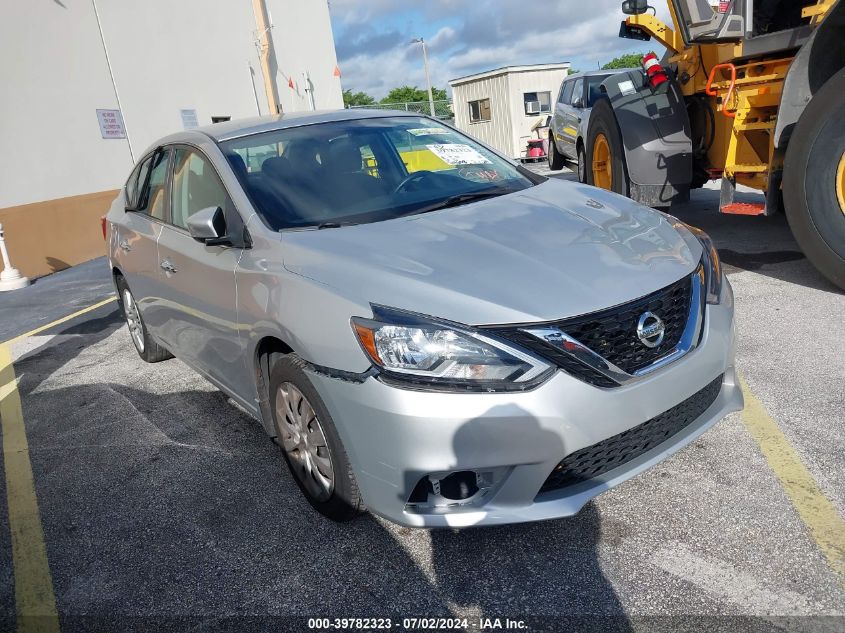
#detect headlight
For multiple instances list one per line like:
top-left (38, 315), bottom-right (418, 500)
top-left (351, 307), bottom-right (553, 392)
top-left (674, 221), bottom-right (722, 304)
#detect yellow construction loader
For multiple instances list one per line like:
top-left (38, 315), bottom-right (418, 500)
top-left (581, 0), bottom-right (845, 289)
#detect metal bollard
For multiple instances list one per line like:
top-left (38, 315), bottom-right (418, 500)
top-left (0, 223), bottom-right (31, 291)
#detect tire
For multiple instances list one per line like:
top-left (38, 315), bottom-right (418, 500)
top-left (586, 98), bottom-right (630, 196)
top-left (270, 355), bottom-right (364, 522)
top-left (577, 143), bottom-right (587, 183)
top-left (115, 276), bottom-right (172, 363)
top-left (547, 133), bottom-right (565, 171)
top-left (783, 67), bottom-right (845, 290)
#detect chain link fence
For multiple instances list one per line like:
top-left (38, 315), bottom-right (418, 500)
top-left (348, 100), bottom-right (453, 121)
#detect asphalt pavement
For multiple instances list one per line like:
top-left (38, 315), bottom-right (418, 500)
top-left (0, 168), bottom-right (843, 632)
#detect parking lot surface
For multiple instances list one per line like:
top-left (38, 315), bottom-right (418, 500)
top-left (1, 167), bottom-right (843, 631)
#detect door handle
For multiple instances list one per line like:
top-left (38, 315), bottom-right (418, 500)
top-left (119, 239), bottom-right (131, 252)
top-left (160, 259), bottom-right (177, 274)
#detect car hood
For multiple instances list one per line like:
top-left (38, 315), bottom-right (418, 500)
top-left (281, 178), bottom-right (701, 325)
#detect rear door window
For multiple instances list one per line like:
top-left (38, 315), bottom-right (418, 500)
top-left (560, 81), bottom-right (575, 105)
top-left (125, 155), bottom-right (153, 209)
top-left (135, 149), bottom-right (170, 220)
top-left (568, 78), bottom-right (584, 106)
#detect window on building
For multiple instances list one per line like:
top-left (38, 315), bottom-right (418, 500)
top-left (170, 148), bottom-right (232, 230)
top-left (523, 91), bottom-right (551, 115)
top-left (134, 149), bottom-right (169, 220)
top-left (468, 98), bottom-right (491, 123)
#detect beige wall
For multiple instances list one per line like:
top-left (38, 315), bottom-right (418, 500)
top-left (0, 191), bottom-right (118, 280)
top-left (0, 1), bottom-right (342, 278)
top-left (452, 75), bottom-right (513, 156)
top-left (506, 68), bottom-right (570, 158)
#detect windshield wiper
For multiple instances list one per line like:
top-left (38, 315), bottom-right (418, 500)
top-left (400, 188), bottom-right (515, 218)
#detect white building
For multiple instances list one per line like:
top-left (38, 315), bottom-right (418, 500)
top-left (449, 63), bottom-right (570, 160)
top-left (0, 0), bottom-right (343, 278)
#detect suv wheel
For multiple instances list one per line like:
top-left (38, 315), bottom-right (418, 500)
top-left (547, 134), bottom-right (565, 171)
top-left (577, 145), bottom-right (587, 183)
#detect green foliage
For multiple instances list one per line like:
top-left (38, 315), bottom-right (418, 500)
top-left (342, 89), bottom-right (376, 107)
top-left (381, 85), bottom-right (448, 104)
top-left (601, 53), bottom-right (644, 70)
top-left (568, 68), bottom-right (581, 76)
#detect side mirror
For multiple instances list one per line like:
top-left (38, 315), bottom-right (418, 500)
top-left (572, 97), bottom-right (584, 109)
top-left (621, 0), bottom-right (649, 15)
top-left (187, 206), bottom-right (229, 245)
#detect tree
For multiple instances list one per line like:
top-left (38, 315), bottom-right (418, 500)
top-left (381, 85), bottom-right (448, 104)
top-left (601, 53), bottom-right (644, 70)
top-left (342, 89), bottom-right (376, 107)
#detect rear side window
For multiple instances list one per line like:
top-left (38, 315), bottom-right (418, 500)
top-left (125, 155), bottom-right (153, 209)
top-left (586, 75), bottom-right (610, 107)
top-left (569, 78), bottom-right (584, 106)
top-left (135, 150), bottom-right (169, 220)
top-left (170, 148), bottom-right (233, 230)
top-left (560, 81), bottom-right (574, 105)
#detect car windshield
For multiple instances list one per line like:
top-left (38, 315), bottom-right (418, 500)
top-left (219, 116), bottom-right (539, 230)
top-left (586, 75), bottom-right (611, 107)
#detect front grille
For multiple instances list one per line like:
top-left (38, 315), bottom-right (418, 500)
top-left (538, 374), bottom-right (723, 495)
top-left (496, 273), bottom-right (694, 387)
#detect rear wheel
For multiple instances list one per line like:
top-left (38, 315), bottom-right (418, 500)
top-left (586, 98), bottom-right (630, 196)
top-left (270, 355), bottom-right (364, 521)
top-left (115, 277), bottom-right (172, 363)
top-left (783, 67), bottom-right (845, 290)
top-left (547, 133), bottom-right (565, 171)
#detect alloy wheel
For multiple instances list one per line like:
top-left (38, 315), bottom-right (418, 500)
top-left (122, 288), bottom-right (145, 353)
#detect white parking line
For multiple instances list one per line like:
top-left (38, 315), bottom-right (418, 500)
top-left (650, 543), bottom-right (831, 616)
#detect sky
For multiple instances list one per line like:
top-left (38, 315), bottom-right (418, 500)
top-left (328, 0), bottom-right (671, 101)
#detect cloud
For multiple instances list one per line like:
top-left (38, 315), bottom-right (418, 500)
top-left (330, 0), bottom-right (670, 99)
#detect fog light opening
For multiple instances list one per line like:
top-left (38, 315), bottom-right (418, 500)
top-left (438, 471), bottom-right (479, 501)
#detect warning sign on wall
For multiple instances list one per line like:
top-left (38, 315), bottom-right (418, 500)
top-left (96, 109), bottom-right (126, 139)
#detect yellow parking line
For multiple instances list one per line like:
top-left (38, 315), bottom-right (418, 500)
top-left (0, 344), bottom-right (59, 633)
top-left (1, 296), bottom-right (117, 348)
top-left (739, 375), bottom-right (845, 588)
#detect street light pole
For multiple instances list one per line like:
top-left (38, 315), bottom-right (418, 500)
top-left (411, 38), bottom-right (436, 117)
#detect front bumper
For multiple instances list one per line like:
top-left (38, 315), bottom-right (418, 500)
top-left (309, 280), bottom-right (742, 528)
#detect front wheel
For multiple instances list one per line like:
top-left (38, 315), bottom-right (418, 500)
top-left (547, 133), bottom-right (565, 171)
top-left (270, 355), bottom-right (364, 521)
top-left (783, 67), bottom-right (845, 290)
top-left (586, 98), bottom-right (630, 196)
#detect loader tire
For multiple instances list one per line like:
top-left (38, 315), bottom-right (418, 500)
top-left (586, 97), bottom-right (630, 197)
top-left (783, 67), bottom-right (845, 290)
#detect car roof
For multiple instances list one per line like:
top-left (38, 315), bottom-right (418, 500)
top-left (565, 68), bottom-right (637, 79)
top-left (194, 108), bottom-right (424, 143)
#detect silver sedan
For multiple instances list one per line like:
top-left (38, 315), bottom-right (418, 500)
top-left (105, 110), bottom-right (742, 527)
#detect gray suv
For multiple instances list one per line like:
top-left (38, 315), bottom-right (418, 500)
top-left (106, 110), bottom-right (742, 527)
top-left (548, 69), bottom-right (633, 181)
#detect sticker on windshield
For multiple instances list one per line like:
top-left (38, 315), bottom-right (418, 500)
top-left (407, 127), bottom-right (451, 136)
top-left (426, 143), bottom-right (492, 166)
top-left (459, 166), bottom-right (502, 183)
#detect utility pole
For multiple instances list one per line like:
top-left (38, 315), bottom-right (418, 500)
top-left (410, 38), bottom-right (436, 117)
top-left (252, 0), bottom-right (282, 114)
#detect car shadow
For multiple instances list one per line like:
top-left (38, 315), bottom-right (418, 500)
top-left (424, 407), bottom-right (632, 631)
top-left (9, 313), bottom-right (631, 630)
